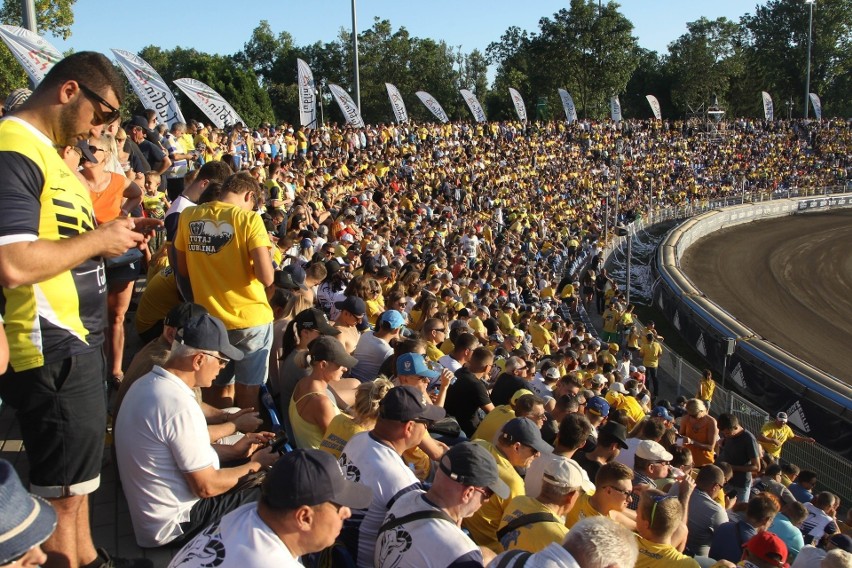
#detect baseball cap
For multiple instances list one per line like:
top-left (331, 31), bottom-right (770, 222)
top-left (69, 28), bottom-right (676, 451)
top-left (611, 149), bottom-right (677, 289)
top-left (543, 456), bottom-right (595, 494)
top-left (743, 531), bottom-right (789, 568)
top-left (608, 382), bottom-right (628, 394)
top-left (3, 88), bottom-right (31, 113)
top-left (273, 270), bottom-right (301, 290)
top-left (335, 296), bottom-right (367, 318)
top-left (500, 418), bottom-right (552, 454)
top-left (543, 367), bottom-right (561, 380)
top-left (510, 389), bottom-right (535, 404)
top-left (177, 314), bottom-right (244, 361)
top-left (651, 406), bottom-right (674, 421)
top-left (829, 534), bottom-right (852, 553)
top-left (308, 336), bottom-right (357, 368)
top-left (75, 140), bottom-right (100, 164)
top-left (776, 412), bottom-right (788, 423)
top-left (636, 440), bottom-right (674, 462)
top-left (0, 460), bottom-right (57, 565)
top-left (439, 442), bottom-right (510, 499)
top-left (283, 263), bottom-right (308, 289)
top-left (379, 310), bottom-right (406, 330)
top-left (591, 374), bottom-right (607, 386)
top-left (599, 421), bottom-right (629, 449)
top-left (262, 449), bottom-right (373, 510)
top-left (396, 352), bottom-right (441, 380)
top-left (379, 385), bottom-right (446, 422)
top-left (294, 308), bottom-right (340, 336)
top-left (586, 396), bottom-right (610, 417)
top-left (164, 302), bottom-right (208, 328)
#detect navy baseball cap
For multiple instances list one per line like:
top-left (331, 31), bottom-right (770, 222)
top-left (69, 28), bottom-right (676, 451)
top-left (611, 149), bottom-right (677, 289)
top-left (439, 442), bottom-right (510, 498)
top-left (379, 385), bottom-right (446, 423)
top-left (586, 396), bottom-right (610, 417)
top-left (500, 418), bottom-right (552, 454)
top-left (651, 406), bottom-right (674, 421)
top-left (335, 296), bottom-right (367, 318)
top-left (177, 314), bottom-right (244, 361)
top-left (164, 302), bottom-right (208, 328)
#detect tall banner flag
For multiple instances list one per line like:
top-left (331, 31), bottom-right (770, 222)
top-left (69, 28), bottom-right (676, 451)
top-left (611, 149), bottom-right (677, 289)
top-left (385, 83), bottom-right (408, 123)
top-left (809, 93), bottom-right (822, 120)
top-left (327, 83), bottom-right (365, 128)
top-left (460, 89), bottom-right (487, 123)
top-left (558, 88), bottom-right (578, 123)
top-left (610, 96), bottom-right (622, 122)
top-left (111, 49), bottom-right (185, 127)
top-left (508, 88), bottom-right (528, 122)
top-left (761, 91), bottom-right (774, 121)
top-left (646, 95), bottom-right (662, 120)
top-left (0, 25), bottom-right (62, 85)
top-left (415, 91), bottom-right (449, 123)
top-left (296, 59), bottom-right (317, 127)
top-left (173, 78), bottom-right (246, 129)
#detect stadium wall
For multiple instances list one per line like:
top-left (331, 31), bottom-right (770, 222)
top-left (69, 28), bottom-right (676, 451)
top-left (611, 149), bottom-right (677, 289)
top-left (653, 194), bottom-right (852, 459)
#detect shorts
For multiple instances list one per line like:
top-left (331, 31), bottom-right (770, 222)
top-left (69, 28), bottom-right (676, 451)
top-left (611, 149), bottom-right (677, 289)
top-left (0, 349), bottom-right (106, 497)
top-left (105, 260), bottom-right (142, 284)
top-left (214, 323), bottom-right (273, 387)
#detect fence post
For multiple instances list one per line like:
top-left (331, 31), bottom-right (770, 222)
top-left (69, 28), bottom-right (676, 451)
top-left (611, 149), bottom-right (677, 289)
top-left (677, 357), bottom-right (683, 397)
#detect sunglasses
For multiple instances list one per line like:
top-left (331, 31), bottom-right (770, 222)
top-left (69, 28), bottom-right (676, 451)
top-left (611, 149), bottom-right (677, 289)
top-left (649, 494), bottom-right (677, 527)
top-left (78, 83), bottom-right (120, 125)
top-left (473, 486), bottom-right (494, 500)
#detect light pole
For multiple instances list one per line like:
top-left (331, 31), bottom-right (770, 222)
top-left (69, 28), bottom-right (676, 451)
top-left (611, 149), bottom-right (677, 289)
top-left (614, 138), bottom-right (624, 228)
top-left (317, 80), bottom-right (326, 127)
top-left (616, 223), bottom-right (631, 304)
top-left (804, 0), bottom-right (815, 119)
top-left (351, 0), bottom-right (361, 111)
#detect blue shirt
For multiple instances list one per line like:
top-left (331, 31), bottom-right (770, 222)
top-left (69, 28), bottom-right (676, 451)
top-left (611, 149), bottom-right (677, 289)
top-left (770, 513), bottom-right (805, 561)
top-left (709, 520), bottom-right (757, 563)
top-left (789, 483), bottom-right (813, 503)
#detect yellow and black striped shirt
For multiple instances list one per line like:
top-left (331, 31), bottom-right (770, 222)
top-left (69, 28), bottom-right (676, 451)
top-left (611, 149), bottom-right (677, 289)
top-left (0, 117), bottom-right (106, 371)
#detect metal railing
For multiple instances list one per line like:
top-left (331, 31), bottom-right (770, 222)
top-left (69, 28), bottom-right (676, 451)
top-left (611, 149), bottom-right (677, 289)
top-left (591, 185), bottom-right (852, 511)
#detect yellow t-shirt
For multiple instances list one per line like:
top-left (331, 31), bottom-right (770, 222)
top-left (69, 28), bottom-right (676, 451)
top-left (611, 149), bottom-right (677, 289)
top-left (175, 201), bottom-right (273, 330)
top-left (641, 342), bottom-right (662, 368)
top-left (134, 266), bottom-right (181, 334)
top-left (759, 422), bottom-right (794, 458)
top-left (497, 312), bottom-right (515, 334)
top-left (634, 535), bottom-right (699, 567)
top-left (564, 493), bottom-right (601, 529)
top-left (498, 496), bottom-right (566, 553)
top-left (528, 323), bottom-right (553, 355)
top-left (468, 317), bottom-right (487, 336)
top-left (425, 341), bottom-right (444, 363)
top-left (463, 440), bottom-right (525, 552)
top-left (698, 379), bottom-right (716, 402)
top-left (605, 391), bottom-right (646, 428)
top-left (319, 414), bottom-right (364, 459)
top-left (473, 405), bottom-right (516, 444)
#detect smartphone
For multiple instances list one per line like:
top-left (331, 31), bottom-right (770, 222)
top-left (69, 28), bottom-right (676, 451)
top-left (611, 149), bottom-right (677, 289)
top-left (725, 489), bottom-right (737, 500)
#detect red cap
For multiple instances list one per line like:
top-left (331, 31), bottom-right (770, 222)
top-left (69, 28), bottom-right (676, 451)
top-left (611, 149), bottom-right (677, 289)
top-left (743, 532), bottom-right (789, 568)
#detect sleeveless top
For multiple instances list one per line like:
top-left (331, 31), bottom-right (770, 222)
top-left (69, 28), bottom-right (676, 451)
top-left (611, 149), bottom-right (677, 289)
top-left (90, 172), bottom-right (127, 223)
top-left (289, 390), bottom-right (338, 449)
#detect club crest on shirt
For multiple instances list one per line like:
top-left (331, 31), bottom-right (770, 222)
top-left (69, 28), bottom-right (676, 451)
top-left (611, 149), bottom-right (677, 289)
top-left (188, 220), bottom-right (234, 254)
top-left (170, 522), bottom-right (225, 567)
top-left (376, 521), bottom-right (412, 568)
top-left (338, 453), bottom-right (361, 482)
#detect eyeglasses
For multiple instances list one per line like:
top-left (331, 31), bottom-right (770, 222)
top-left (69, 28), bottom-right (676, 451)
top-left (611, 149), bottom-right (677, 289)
top-left (528, 413), bottom-right (547, 422)
top-left (472, 486), bottom-right (494, 500)
top-left (204, 352), bottom-right (230, 368)
top-left (652, 460), bottom-right (671, 466)
top-left (90, 146), bottom-right (106, 154)
top-left (431, 328), bottom-right (446, 333)
top-left (649, 495), bottom-right (676, 527)
top-left (413, 418), bottom-right (434, 427)
top-left (78, 83), bottom-right (120, 125)
top-left (605, 486), bottom-right (633, 500)
top-left (328, 501), bottom-right (344, 513)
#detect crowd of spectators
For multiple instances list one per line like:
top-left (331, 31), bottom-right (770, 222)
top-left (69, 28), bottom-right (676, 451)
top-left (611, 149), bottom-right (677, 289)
top-left (0, 51), bottom-right (851, 568)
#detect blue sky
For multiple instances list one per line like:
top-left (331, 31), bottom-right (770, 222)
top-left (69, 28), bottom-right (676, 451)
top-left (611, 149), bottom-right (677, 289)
top-left (52, 0), bottom-right (763, 65)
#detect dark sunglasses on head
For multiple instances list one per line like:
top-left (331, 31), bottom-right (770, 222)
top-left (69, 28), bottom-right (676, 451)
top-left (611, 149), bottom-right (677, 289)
top-left (78, 83), bottom-right (120, 125)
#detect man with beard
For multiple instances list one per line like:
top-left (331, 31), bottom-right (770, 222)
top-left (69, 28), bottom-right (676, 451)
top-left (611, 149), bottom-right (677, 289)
top-left (0, 52), bottom-right (159, 568)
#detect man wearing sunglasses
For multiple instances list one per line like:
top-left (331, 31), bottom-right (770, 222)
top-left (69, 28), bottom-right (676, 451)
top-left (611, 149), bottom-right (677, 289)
top-left (115, 313), bottom-right (279, 548)
top-left (376, 442), bottom-right (508, 568)
top-left (635, 489), bottom-right (699, 567)
top-left (0, 52), bottom-right (162, 568)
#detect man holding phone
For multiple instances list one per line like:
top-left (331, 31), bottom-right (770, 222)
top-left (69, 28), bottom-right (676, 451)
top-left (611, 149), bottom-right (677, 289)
top-left (0, 52), bottom-right (161, 568)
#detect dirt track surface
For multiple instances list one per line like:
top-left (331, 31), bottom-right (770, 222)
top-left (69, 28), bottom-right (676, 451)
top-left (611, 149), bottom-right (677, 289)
top-left (681, 208), bottom-right (852, 384)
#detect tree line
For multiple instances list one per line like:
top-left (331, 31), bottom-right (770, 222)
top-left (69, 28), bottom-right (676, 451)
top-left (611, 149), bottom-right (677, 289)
top-left (1, 0), bottom-right (849, 126)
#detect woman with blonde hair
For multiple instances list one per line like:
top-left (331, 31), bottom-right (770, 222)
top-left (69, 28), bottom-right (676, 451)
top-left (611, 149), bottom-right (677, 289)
top-left (319, 377), bottom-right (394, 459)
top-left (679, 398), bottom-right (718, 467)
top-left (289, 336), bottom-right (358, 450)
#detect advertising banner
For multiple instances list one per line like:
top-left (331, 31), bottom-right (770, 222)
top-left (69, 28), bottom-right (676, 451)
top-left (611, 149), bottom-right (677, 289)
top-left (111, 48), bottom-right (185, 127)
top-left (173, 78), bottom-right (245, 129)
top-left (0, 25), bottom-right (62, 85)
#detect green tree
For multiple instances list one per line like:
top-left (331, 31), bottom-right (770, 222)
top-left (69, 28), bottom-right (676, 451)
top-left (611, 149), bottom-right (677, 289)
top-left (0, 0), bottom-right (75, 95)
top-left (664, 17), bottom-right (745, 115)
top-left (623, 48), bottom-right (672, 119)
top-left (742, 0), bottom-right (852, 117)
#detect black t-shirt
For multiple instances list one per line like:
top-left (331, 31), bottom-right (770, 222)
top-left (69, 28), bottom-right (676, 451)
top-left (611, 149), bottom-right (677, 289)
top-left (490, 373), bottom-right (527, 407)
top-left (444, 368), bottom-right (492, 437)
top-left (574, 451), bottom-right (602, 483)
top-left (716, 430), bottom-right (759, 488)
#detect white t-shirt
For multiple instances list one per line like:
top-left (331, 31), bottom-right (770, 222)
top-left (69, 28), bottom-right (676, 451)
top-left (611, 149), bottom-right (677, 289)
top-left (338, 431), bottom-right (420, 568)
top-left (438, 354), bottom-right (462, 374)
top-left (375, 491), bottom-right (482, 568)
top-left (350, 331), bottom-right (394, 382)
top-left (167, 503), bottom-right (301, 568)
top-left (801, 502), bottom-right (837, 544)
top-left (491, 542), bottom-right (582, 568)
top-left (115, 366), bottom-right (219, 547)
top-left (615, 437), bottom-right (643, 469)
